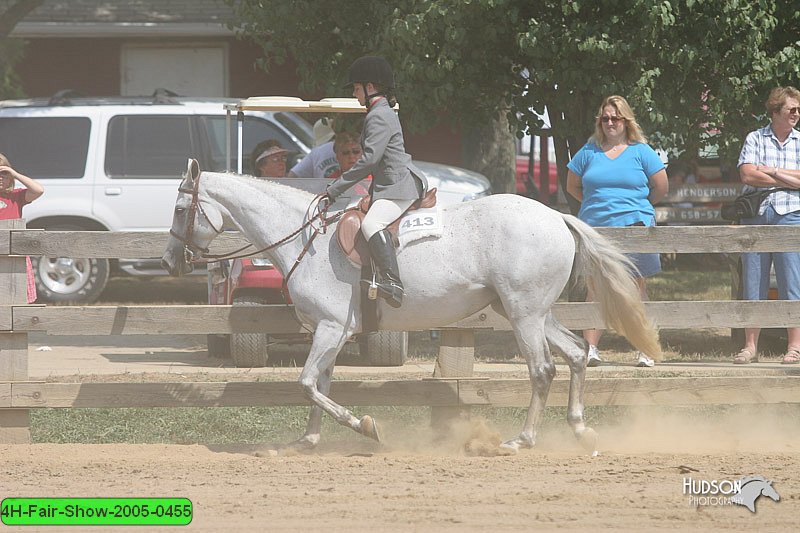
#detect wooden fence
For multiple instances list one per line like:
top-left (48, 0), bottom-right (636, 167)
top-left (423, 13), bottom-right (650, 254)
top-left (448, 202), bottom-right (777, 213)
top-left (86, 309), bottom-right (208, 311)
top-left (3, 220), bottom-right (800, 443)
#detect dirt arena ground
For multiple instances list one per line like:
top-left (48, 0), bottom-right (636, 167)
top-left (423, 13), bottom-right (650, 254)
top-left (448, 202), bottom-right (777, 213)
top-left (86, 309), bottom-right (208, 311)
top-left (3, 278), bottom-right (798, 531)
top-left (2, 434), bottom-right (797, 531)
top-left (6, 357), bottom-right (800, 531)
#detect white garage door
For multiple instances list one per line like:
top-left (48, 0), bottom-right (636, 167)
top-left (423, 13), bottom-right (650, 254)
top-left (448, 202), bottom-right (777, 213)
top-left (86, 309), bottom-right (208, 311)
top-left (121, 44), bottom-right (228, 97)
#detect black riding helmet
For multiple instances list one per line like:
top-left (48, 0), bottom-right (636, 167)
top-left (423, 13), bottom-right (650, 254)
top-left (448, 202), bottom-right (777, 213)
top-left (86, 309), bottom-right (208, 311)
top-left (346, 55), bottom-right (395, 88)
top-left (346, 56), bottom-right (394, 110)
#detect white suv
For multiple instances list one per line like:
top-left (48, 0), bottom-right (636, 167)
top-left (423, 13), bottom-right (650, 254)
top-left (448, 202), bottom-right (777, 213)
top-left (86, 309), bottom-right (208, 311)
top-left (0, 92), bottom-right (492, 303)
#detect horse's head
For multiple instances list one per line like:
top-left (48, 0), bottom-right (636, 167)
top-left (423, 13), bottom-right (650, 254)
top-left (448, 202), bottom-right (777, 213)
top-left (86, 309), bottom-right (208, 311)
top-left (761, 480), bottom-right (780, 502)
top-left (161, 159), bottom-right (224, 276)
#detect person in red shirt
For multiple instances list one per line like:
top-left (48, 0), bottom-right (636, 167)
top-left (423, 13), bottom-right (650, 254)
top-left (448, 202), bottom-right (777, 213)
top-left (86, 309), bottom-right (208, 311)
top-left (0, 153), bottom-right (45, 303)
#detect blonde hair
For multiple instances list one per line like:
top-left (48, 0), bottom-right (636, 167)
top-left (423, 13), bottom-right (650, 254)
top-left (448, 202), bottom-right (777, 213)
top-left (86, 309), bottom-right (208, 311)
top-left (0, 153), bottom-right (14, 192)
top-left (766, 86), bottom-right (800, 116)
top-left (589, 95), bottom-right (648, 146)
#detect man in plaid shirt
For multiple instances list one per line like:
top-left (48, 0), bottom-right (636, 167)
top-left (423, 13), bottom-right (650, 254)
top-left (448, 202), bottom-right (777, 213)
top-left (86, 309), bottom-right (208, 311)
top-left (734, 86), bottom-right (800, 365)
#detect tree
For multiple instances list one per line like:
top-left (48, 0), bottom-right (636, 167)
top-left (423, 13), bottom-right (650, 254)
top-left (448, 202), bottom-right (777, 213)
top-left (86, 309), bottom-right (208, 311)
top-left (0, 0), bottom-right (44, 98)
top-left (227, 0), bottom-right (800, 196)
top-left (226, 0), bottom-right (520, 192)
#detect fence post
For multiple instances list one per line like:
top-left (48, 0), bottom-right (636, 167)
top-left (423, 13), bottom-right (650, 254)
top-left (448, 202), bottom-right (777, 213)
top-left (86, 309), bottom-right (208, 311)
top-left (0, 219), bottom-right (31, 443)
top-left (431, 329), bottom-right (475, 427)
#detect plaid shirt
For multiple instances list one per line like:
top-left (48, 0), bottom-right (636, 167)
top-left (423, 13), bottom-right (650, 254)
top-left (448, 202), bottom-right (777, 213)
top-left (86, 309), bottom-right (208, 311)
top-left (738, 125), bottom-right (800, 215)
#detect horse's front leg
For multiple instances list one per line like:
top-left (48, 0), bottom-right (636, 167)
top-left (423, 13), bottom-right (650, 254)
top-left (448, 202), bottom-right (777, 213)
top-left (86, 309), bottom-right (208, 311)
top-left (297, 320), bottom-right (380, 443)
top-left (289, 365), bottom-right (332, 451)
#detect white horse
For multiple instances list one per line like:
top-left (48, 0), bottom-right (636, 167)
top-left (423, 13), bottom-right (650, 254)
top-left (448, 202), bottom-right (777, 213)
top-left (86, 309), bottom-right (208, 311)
top-left (162, 160), bottom-right (661, 453)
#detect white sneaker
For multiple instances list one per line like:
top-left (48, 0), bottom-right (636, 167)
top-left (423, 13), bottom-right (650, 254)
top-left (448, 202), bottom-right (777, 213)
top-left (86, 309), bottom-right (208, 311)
top-left (635, 352), bottom-right (655, 367)
top-left (586, 345), bottom-right (602, 367)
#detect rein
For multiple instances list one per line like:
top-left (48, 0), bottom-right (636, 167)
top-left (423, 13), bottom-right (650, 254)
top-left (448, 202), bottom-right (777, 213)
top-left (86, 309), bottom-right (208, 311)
top-left (172, 173), bottom-right (352, 301)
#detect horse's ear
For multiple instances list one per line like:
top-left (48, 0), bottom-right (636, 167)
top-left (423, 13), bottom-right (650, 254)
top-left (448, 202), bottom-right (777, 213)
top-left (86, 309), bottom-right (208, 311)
top-left (186, 158), bottom-right (200, 180)
top-left (183, 158), bottom-right (200, 189)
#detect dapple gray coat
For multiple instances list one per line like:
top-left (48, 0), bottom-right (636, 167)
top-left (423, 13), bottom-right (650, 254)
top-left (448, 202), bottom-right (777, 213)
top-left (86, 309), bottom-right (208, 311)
top-left (164, 161), bottom-right (662, 454)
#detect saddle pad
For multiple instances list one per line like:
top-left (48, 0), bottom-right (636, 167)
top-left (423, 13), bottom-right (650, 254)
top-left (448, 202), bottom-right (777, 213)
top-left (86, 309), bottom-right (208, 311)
top-left (397, 206), bottom-right (442, 248)
top-left (336, 188), bottom-right (440, 266)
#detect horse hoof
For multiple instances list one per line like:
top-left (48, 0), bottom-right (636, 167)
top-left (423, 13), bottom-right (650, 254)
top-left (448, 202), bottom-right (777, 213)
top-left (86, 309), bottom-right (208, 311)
top-left (498, 441), bottom-right (520, 455)
top-left (500, 435), bottom-right (532, 453)
top-left (285, 435), bottom-right (319, 452)
top-left (578, 427), bottom-right (599, 456)
top-left (359, 415), bottom-right (381, 442)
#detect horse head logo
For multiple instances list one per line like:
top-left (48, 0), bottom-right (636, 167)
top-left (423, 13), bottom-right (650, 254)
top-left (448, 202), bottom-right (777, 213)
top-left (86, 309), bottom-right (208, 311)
top-left (730, 476), bottom-right (780, 513)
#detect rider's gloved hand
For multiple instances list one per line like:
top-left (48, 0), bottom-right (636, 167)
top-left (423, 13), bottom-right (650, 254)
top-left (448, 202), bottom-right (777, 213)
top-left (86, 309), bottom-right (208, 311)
top-left (318, 193), bottom-right (333, 211)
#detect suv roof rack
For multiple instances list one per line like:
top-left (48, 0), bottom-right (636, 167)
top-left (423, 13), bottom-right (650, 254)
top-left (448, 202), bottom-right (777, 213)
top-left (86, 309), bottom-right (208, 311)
top-left (151, 88), bottom-right (181, 104)
top-left (48, 89), bottom-right (86, 106)
top-left (1, 92), bottom-right (236, 109)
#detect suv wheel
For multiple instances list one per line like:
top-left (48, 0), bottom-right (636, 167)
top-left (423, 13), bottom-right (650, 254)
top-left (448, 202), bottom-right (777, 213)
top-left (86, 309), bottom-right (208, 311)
top-left (32, 224), bottom-right (110, 304)
top-left (207, 334), bottom-right (231, 358)
top-left (230, 295), bottom-right (270, 367)
top-left (360, 331), bottom-right (408, 366)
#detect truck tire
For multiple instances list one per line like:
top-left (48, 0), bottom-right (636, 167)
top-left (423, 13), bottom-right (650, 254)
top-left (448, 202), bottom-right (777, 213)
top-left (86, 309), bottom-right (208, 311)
top-left (338, 339), bottom-right (361, 358)
top-left (31, 223), bottom-right (110, 304)
top-left (207, 334), bottom-right (231, 358)
top-left (360, 331), bottom-right (408, 367)
top-left (230, 295), bottom-right (270, 367)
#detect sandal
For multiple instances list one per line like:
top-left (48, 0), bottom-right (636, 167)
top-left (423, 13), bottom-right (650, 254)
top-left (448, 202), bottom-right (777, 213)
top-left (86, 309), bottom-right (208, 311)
top-left (782, 348), bottom-right (800, 365)
top-left (733, 348), bottom-right (757, 365)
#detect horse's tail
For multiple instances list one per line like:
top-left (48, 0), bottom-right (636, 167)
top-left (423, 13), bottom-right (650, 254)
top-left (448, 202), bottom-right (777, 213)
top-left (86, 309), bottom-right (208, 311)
top-left (561, 214), bottom-right (662, 361)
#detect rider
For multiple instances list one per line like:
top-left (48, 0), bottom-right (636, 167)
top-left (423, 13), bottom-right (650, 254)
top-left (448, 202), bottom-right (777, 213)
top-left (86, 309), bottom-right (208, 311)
top-left (324, 55), bottom-right (428, 308)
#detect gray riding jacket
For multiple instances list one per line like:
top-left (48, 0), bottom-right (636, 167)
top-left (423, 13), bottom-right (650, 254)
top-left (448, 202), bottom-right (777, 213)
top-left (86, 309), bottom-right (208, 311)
top-left (326, 98), bottom-right (427, 201)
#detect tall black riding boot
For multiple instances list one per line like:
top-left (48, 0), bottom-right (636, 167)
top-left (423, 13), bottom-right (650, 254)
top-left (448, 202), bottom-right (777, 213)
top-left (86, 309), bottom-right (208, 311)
top-left (366, 229), bottom-right (404, 308)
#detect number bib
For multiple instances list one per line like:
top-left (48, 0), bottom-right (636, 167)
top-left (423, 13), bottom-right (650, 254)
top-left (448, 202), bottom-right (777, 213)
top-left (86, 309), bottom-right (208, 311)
top-left (397, 207), bottom-right (442, 248)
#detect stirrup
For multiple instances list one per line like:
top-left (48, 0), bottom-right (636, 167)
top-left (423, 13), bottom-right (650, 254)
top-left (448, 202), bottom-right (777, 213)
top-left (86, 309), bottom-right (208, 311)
top-left (377, 280), bottom-right (403, 308)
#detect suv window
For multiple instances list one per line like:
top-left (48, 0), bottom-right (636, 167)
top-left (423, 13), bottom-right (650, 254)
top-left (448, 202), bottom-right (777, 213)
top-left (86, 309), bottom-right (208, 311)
top-left (200, 115), bottom-right (300, 173)
top-left (0, 117), bottom-right (90, 178)
top-left (274, 112), bottom-right (314, 149)
top-left (105, 115), bottom-right (199, 178)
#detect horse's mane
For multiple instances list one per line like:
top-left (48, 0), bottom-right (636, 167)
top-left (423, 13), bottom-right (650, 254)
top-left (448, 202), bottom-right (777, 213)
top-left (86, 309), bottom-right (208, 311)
top-left (740, 476), bottom-right (767, 486)
top-left (201, 171), bottom-right (317, 208)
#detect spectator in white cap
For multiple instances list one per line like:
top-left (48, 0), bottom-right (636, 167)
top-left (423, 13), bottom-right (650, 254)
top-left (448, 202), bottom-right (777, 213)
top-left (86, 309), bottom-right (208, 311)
top-left (288, 118), bottom-right (339, 179)
top-left (313, 117), bottom-right (335, 147)
top-left (251, 139), bottom-right (288, 177)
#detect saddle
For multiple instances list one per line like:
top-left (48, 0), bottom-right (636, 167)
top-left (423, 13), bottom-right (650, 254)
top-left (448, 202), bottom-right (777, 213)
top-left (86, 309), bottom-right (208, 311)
top-left (336, 188), bottom-right (437, 266)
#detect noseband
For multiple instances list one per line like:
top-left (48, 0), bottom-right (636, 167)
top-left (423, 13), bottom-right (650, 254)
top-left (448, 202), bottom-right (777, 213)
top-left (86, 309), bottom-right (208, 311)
top-left (169, 173), bottom-right (223, 264)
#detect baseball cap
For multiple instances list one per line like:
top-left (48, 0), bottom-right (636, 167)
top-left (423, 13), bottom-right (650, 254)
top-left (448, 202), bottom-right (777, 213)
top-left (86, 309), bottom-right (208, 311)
top-left (313, 118), bottom-right (335, 147)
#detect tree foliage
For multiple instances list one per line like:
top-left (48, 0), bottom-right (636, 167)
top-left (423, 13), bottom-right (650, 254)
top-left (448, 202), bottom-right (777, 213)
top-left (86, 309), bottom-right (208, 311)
top-left (0, 0), bottom-right (45, 99)
top-left (228, 0), bottom-right (800, 190)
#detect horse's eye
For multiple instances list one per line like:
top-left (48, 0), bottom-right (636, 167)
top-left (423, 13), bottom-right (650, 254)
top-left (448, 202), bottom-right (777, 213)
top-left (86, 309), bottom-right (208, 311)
top-left (175, 207), bottom-right (186, 215)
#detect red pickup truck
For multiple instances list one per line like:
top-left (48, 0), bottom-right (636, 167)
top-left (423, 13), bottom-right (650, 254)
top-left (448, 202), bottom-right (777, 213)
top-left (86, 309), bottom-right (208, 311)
top-left (515, 155), bottom-right (559, 198)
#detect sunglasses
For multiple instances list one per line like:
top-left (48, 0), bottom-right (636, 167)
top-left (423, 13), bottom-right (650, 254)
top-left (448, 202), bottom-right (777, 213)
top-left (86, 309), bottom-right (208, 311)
top-left (599, 116), bottom-right (625, 124)
top-left (337, 149), bottom-right (362, 157)
top-left (785, 107), bottom-right (800, 114)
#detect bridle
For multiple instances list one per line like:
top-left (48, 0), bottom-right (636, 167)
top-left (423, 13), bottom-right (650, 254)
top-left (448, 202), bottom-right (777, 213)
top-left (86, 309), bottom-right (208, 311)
top-left (169, 173), bottom-right (225, 266)
top-left (169, 172), bottom-right (352, 300)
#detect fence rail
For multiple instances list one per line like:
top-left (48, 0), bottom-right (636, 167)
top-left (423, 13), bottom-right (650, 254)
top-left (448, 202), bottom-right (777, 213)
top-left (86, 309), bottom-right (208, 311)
top-left (4, 376), bottom-right (799, 409)
top-left (2, 222), bottom-right (800, 443)
top-left (8, 224), bottom-right (800, 256)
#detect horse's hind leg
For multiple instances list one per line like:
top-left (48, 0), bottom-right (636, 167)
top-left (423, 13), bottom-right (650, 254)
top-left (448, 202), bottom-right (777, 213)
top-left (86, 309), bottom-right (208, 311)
top-left (297, 319), bottom-right (380, 442)
top-left (501, 314), bottom-right (555, 453)
top-left (544, 313), bottom-right (599, 455)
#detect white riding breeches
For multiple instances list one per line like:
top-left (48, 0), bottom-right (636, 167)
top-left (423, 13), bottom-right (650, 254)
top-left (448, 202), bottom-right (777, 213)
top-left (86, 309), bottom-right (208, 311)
top-left (361, 198), bottom-right (415, 240)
